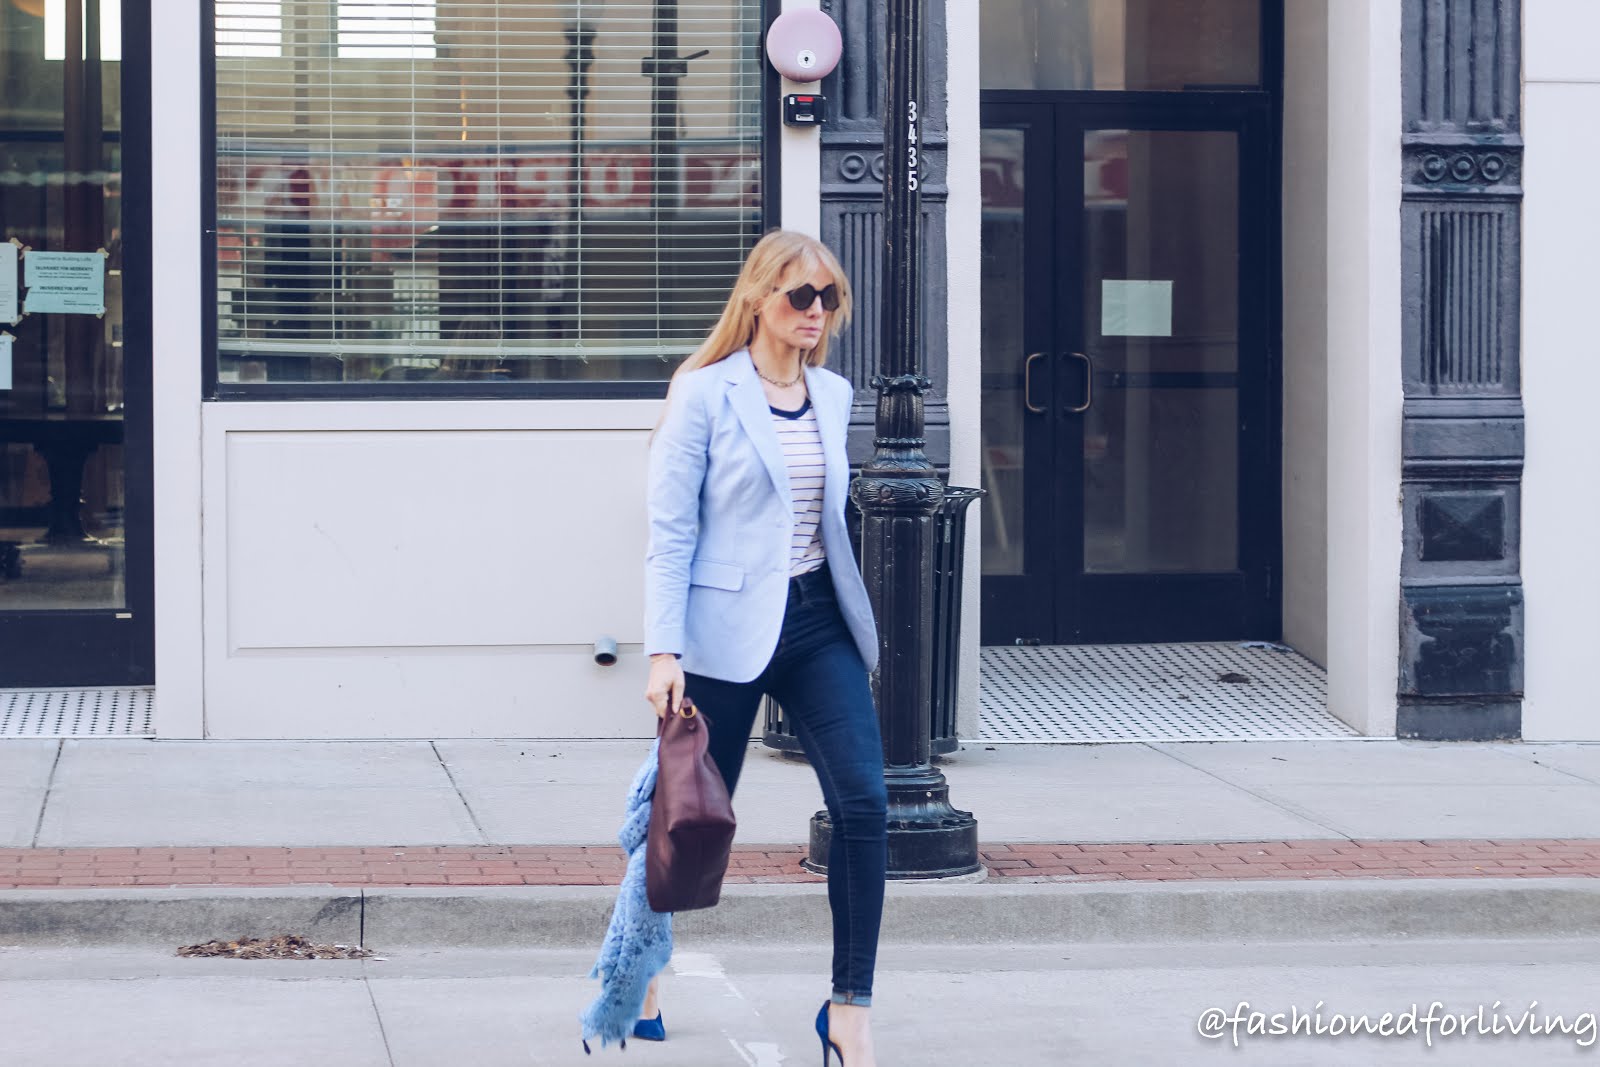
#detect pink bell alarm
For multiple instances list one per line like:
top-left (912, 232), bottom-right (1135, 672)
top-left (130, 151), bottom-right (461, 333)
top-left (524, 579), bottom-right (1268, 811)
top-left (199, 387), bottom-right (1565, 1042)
top-left (765, 9), bottom-right (843, 82)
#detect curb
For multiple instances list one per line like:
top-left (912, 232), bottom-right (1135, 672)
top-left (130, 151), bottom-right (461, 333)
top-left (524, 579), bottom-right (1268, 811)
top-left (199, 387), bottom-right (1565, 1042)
top-left (5, 878), bottom-right (1600, 949)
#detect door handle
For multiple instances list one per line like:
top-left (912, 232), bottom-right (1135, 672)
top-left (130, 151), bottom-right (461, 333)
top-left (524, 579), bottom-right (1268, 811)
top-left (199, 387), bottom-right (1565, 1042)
top-left (1065, 351), bottom-right (1093, 413)
top-left (1024, 352), bottom-right (1047, 414)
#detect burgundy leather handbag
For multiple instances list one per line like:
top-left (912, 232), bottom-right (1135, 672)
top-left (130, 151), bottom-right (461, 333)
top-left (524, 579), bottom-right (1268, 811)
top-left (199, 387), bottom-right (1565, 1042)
top-left (646, 695), bottom-right (737, 913)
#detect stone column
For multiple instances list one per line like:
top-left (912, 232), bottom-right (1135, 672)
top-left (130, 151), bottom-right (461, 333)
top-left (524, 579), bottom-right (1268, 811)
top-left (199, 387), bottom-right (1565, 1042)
top-left (1398, 0), bottom-right (1524, 739)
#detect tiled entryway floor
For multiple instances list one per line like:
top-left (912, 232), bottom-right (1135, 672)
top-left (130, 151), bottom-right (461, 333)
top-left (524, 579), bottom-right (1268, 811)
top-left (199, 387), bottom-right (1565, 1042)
top-left (0, 689), bottom-right (154, 738)
top-left (979, 642), bottom-right (1360, 743)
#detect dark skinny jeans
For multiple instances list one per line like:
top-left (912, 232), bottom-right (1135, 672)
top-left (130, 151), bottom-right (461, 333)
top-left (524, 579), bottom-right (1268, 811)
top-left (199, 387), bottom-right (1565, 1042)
top-left (683, 561), bottom-right (887, 1006)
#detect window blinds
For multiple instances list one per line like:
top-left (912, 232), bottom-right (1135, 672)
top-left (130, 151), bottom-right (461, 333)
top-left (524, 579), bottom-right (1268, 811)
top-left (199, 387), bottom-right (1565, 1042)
top-left (212, 0), bottom-right (765, 384)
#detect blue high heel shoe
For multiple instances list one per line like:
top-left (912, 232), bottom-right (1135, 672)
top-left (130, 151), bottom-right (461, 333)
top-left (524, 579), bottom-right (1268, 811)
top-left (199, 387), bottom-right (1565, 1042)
top-left (632, 1011), bottom-right (666, 1041)
top-left (580, 1011), bottom-right (665, 1054)
top-left (815, 1001), bottom-right (845, 1066)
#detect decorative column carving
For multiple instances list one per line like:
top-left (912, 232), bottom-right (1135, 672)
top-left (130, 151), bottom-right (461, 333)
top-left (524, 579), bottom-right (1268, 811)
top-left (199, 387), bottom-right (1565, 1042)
top-left (818, 0), bottom-right (950, 469)
top-left (1398, 0), bottom-right (1524, 739)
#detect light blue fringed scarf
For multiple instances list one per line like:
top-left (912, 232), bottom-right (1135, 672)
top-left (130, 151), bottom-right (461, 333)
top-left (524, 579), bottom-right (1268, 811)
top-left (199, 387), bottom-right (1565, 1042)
top-left (580, 738), bottom-right (672, 1053)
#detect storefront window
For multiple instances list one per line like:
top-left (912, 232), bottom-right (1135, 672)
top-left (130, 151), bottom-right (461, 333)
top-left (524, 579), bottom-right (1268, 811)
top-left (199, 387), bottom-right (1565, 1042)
top-left (981, 0), bottom-right (1261, 92)
top-left (1, 0), bottom-right (128, 609)
top-left (211, 0), bottom-right (765, 388)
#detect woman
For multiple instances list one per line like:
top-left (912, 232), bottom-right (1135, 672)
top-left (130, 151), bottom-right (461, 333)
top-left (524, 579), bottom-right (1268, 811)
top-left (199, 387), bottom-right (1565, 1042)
top-left (642, 229), bottom-right (887, 1066)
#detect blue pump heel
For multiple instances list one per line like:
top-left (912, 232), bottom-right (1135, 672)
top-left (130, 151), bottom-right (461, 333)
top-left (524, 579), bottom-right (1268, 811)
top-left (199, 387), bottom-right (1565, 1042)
top-left (579, 1011), bottom-right (664, 1054)
top-left (815, 1001), bottom-right (845, 1066)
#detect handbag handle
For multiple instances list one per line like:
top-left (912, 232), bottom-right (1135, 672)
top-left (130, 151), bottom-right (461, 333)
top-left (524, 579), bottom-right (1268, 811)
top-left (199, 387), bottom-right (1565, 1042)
top-left (659, 694), bottom-right (701, 736)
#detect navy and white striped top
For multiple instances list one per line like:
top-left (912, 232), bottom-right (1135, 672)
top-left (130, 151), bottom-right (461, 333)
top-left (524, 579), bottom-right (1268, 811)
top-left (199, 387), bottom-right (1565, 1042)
top-left (770, 397), bottom-right (827, 576)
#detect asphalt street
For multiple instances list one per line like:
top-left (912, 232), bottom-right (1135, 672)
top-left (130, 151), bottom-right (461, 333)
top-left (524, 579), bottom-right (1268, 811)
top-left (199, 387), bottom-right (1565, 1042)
top-left (2, 938), bottom-right (1598, 1065)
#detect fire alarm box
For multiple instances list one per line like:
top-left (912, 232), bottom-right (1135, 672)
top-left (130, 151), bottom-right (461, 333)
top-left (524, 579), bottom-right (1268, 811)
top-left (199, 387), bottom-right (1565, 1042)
top-left (783, 94), bottom-right (826, 127)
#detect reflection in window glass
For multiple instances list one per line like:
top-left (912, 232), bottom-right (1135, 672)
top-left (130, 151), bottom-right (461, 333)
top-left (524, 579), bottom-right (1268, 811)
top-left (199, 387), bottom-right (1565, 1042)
top-left (212, 0), bottom-right (765, 388)
top-left (217, 1), bottom-right (284, 58)
top-left (981, 0), bottom-right (1260, 92)
top-left (339, 1), bottom-right (436, 59)
top-left (979, 128), bottom-right (1027, 578)
top-left (1080, 131), bottom-right (1240, 574)
top-left (45, 0), bottom-right (122, 61)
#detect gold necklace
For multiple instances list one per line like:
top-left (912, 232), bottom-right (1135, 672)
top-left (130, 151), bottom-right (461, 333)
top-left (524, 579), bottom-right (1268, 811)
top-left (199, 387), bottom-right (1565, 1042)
top-left (756, 363), bottom-right (804, 388)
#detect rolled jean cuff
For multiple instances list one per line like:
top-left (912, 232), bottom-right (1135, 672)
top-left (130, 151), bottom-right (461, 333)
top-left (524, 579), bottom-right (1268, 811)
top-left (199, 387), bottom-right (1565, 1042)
top-left (831, 990), bottom-right (872, 1007)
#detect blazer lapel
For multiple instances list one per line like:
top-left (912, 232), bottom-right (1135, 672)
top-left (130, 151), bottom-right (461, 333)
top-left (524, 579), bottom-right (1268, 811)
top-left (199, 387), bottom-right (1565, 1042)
top-left (804, 364), bottom-right (845, 523)
top-left (724, 350), bottom-right (790, 503)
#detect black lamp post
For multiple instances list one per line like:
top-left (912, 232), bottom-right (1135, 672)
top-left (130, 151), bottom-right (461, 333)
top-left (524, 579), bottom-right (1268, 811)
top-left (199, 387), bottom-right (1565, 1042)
top-left (807, 0), bottom-right (980, 879)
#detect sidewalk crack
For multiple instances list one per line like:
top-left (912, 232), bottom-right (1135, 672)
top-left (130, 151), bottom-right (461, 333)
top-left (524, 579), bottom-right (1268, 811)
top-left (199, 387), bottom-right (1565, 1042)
top-left (1145, 742), bottom-right (1356, 841)
top-left (1490, 745), bottom-right (1600, 787)
top-left (29, 741), bottom-right (64, 849)
top-left (363, 964), bottom-right (397, 1067)
top-left (431, 740), bottom-right (490, 845)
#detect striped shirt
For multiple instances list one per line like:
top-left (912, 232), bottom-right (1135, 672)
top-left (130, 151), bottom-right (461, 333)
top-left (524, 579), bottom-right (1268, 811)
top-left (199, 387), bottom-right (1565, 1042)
top-left (770, 397), bottom-right (827, 576)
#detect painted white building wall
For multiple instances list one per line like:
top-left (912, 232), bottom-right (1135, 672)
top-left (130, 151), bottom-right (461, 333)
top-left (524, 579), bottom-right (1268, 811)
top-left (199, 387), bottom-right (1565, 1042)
top-left (946, 0), bottom-right (984, 738)
top-left (779, 0), bottom-right (824, 238)
top-left (1320, 0), bottom-right (1404, 736)
top-left (151, 0), bottom-right (205, 738)
top-left (1521, 0), bottom-right (1600, 740)
top-left (1280, 0), bottom-right (1330, 670)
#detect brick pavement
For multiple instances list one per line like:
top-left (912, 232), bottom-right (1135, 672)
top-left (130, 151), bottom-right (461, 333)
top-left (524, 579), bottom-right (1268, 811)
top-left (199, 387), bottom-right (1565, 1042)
top-left (5, 840), bottom-right (1600, 888)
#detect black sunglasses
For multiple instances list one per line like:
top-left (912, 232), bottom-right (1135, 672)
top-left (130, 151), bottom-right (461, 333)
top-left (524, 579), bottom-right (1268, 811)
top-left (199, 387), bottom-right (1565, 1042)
top-left (785, 283), bottom-right (841, 312)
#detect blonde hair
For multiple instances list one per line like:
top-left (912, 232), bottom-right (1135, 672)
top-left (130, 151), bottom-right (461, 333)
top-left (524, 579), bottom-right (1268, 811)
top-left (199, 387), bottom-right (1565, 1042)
top-left (678, 229), bottom-right (852, 378)
top-left (650, 230), bottom-right (852, 438)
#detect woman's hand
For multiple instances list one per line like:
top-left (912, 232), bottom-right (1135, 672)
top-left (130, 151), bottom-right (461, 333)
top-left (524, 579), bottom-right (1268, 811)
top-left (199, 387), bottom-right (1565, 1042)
top-left (645, 654), bottom-right (686, 719)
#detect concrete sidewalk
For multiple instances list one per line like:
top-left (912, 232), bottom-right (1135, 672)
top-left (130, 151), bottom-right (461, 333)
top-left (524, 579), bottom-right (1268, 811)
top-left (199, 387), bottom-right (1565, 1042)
top-left (6, 737), bottom-right (1600, 948)
top-left (8, 736), bottom-right (1600, 849)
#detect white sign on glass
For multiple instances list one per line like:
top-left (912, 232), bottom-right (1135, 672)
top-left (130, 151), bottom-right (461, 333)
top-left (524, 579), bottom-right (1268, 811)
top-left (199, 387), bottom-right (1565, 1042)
top-left (23, 249), bottom-right (107, 315)
top-left (1101, 279), bottom-right (1173, 337)
top-left (0, 241), bottom-right (17, 324)
top-left (0, 333), bottom-right (13, 391)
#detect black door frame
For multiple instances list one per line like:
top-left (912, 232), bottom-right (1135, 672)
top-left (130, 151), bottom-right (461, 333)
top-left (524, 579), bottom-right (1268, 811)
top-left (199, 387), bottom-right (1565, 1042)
top-left (0, 0), bottom-right (154, 687)
top-left (979, 88), bottom-right (1283, 645)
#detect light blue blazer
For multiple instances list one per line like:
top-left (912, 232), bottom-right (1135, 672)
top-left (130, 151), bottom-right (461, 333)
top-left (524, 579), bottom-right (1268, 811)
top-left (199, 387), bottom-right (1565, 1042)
top-left (644, 348), bottom-right (880, 683)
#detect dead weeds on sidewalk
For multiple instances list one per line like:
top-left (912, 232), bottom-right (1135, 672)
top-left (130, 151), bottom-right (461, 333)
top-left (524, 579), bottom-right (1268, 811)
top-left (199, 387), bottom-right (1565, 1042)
top-left (177, 934), bottom-right (374, 960)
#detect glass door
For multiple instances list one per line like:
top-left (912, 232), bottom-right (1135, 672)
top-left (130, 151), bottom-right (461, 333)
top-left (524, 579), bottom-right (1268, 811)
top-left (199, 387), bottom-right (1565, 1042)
top-left (978, 106), bottom-right (1058, 642)
top-left (0, 0), bottom-right (151, 685)
top-left (980, 96), bottom-right (1276, 644)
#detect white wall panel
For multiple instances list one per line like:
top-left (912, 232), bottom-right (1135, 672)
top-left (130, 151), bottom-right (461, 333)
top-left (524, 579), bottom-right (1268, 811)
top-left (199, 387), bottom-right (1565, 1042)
top-left (203, 401), bottom-right (666, 738)
top-left (223, 430), bottom-right (646, 651)
top-left (204, 645), bottom-right (655, 740)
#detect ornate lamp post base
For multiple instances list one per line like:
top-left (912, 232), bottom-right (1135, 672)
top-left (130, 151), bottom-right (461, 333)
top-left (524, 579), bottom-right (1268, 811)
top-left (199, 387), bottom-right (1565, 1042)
top-left (805, 768), bottom-right (980, 879)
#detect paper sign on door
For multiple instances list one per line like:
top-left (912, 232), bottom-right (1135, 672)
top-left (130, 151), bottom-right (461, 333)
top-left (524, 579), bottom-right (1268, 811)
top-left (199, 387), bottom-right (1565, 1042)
top-left (0, 333), bottom-right (13, 390)
top-left (23, 249), bottom-right (107, 315)
top-left (0, 242), bottom-right (17, 324)
top-left (1101, 280), bottom-right (1173, 337)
